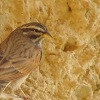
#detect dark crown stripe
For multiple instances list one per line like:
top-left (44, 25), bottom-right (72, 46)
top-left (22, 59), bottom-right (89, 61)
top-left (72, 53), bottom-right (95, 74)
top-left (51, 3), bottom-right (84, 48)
top-left (33, 23), bottom-right (47, 30)
top-left (23, 22), bottom-right (47, 31)
top-left (21, 28), bottom-right (46, 33)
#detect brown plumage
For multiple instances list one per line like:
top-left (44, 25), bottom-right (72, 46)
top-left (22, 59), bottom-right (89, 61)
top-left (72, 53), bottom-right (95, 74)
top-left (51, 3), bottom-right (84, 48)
top-left (0, 22), bottom-right (52, 98)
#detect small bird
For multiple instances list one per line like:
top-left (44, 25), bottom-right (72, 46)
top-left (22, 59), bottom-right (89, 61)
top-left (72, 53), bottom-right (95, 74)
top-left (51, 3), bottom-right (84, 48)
top-left (0, 22), bottom-right (52, 99)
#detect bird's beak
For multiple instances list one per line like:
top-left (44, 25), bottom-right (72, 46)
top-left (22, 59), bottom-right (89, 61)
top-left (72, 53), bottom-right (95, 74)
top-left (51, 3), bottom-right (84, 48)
top-left (42, 32), bottom-right (53, 40)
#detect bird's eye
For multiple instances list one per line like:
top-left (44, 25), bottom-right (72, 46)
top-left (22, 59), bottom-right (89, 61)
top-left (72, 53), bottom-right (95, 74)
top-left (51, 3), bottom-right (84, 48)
top-left (29, 35), bottom-right (39, 39)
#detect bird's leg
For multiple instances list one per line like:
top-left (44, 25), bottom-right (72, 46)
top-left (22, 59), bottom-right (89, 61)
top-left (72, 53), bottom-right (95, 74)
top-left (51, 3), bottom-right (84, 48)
top-left (0, 81), bottom-right (16, 98)
top-left (19, 87), bottom-right (29, 100)
top-left (0, 81), bottom-right (21, 99)
top-left (0, 81), bottom-right (10, 94)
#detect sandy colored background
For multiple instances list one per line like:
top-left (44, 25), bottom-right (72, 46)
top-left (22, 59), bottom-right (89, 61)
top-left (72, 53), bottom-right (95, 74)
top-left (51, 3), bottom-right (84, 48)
top-left (0, 0), bottom-right (100, 100)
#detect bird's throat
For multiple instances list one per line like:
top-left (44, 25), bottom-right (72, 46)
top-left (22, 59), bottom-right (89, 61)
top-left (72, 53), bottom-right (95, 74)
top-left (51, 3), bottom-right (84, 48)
top-left (32, 36), bottom-right (43, 47)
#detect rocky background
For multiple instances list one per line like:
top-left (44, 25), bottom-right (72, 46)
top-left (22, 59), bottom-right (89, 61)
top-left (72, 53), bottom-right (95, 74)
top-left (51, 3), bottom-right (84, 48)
top-left (0, 0), bottom-right (100, 100)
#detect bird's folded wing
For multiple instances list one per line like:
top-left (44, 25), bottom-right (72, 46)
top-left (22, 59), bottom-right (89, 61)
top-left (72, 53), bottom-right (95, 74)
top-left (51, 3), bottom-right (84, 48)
top-left (0, 49), bottom-right (41, 81)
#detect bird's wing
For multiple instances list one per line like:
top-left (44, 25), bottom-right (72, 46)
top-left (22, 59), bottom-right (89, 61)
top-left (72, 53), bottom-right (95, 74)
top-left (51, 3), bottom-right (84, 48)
top-left (0, 44), bottom-right (42, 81)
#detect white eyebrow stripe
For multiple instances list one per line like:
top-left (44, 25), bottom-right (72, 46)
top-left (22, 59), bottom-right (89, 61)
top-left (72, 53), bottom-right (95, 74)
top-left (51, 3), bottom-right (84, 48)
top-left (23, 32), bottom-right (42, 35)
top-left (21, 26), bottom-right (45, 32)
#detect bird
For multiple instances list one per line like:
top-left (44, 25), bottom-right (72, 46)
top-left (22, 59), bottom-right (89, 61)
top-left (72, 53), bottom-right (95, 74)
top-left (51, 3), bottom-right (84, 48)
top-left (0, 22), bottom-right (52, 99)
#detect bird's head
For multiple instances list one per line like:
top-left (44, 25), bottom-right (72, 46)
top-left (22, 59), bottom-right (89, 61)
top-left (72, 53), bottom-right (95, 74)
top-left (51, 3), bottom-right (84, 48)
top-left (18, 22), bottom-right (52, 44)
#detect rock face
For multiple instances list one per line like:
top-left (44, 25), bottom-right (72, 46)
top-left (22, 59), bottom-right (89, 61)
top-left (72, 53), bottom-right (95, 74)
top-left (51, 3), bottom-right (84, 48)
top-left (0, 0), bottom-right (100, 100)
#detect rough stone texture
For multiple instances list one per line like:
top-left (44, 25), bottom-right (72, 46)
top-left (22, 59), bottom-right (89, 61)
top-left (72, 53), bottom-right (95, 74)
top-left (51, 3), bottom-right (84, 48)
top-left (0, 0), bottom-right (100, 100)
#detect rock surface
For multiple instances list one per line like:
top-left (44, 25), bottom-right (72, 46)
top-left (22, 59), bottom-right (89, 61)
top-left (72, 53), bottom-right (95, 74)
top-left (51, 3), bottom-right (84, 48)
top-left (0, 0), bottom-right (100, 100)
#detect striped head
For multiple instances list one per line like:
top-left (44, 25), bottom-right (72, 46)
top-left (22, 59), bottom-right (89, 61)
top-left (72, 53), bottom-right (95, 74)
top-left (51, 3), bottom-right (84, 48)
top-left (17, 22), bottom-right (52, 44)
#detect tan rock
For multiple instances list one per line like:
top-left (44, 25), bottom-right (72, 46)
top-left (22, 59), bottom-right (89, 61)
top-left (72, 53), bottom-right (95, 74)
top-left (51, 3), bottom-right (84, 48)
top-left (0, 0), bottom-right (100, 100)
